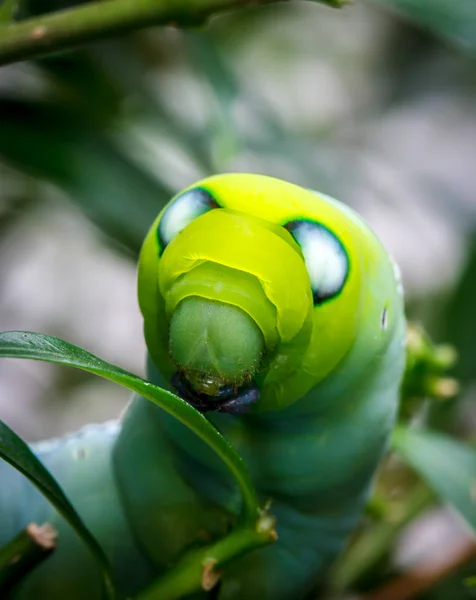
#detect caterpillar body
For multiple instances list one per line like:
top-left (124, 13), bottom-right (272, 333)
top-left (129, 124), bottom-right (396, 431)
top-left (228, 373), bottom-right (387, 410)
top-left (0, 174), bottom-right (405, 599)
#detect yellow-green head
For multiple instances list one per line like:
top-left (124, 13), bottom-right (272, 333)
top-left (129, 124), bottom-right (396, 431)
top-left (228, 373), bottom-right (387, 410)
top-left (138, 174), bottom-right (401, 413)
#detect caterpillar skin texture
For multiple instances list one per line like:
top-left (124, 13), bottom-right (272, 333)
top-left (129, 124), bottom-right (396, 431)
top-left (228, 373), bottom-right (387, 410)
top-left (0, 174), bottom-right (406, 599)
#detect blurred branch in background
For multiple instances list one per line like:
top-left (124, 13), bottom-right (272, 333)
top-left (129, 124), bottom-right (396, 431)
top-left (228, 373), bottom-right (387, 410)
top-left (0, 0), bottom-right (347, 67)
top-left (361, 536), bottom-right (476, 600)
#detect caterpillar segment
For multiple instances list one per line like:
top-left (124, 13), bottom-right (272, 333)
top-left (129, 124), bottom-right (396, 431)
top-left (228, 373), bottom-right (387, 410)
top-left (0, 174), bottom-right (405, 600)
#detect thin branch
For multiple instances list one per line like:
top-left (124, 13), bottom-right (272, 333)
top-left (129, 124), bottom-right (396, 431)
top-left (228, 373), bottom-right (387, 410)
top-left (362, 538), bottom-right (476, 600)
top-left (0, 0), bottom-right (348, 68)
top-left (0, 523), bottom-right (57, 594)
top-left (329, 484), bottom-right (435, 593)
top-left (136, 512), bottom-right (277, 600)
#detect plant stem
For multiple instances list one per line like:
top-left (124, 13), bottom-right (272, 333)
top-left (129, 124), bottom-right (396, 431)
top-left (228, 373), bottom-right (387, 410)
top-left (0, 523), bottom-right (57, 594)
top-left (0, 0), bottom-right (347, 68)
top-left (363, 538), bottom-right (476, 600)
top-left (329, 484), bottom-right (435, 593)
top-left (136, 511), bottom-right (277, 600)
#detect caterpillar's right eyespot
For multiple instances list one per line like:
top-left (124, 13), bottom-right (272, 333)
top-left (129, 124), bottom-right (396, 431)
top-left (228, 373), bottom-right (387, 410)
top-left (284, 220), bottom-right (349, 304)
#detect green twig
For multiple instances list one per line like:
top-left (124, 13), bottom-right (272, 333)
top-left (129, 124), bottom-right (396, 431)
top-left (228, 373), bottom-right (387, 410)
top-left (0, 0), bottom-right (348, 68)
top-left (329, 484), bottom-right (435, 593)
top-left (136, 511), bottom-right (277, 600)
top-left (0, 523), bottom-right (57, 594)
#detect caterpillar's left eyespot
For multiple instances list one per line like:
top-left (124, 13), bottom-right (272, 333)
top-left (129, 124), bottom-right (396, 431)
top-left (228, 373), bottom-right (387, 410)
top-left (158, 188), bottom-right (219, 254)
top-left (284, 220), bottom-right (349, 304)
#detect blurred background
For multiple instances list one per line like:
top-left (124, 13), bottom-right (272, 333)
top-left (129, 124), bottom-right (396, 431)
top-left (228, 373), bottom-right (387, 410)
top-left (0, 0), bottom-right (475, 598)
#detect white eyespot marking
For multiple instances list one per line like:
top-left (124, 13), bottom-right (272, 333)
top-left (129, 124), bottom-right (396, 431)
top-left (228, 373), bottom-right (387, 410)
top-left (158, 189), bottom-right (218, 252)
top-left (381, 307), bottom-right (388, 331)
top-left (285, 221), bottom-right (348, 304)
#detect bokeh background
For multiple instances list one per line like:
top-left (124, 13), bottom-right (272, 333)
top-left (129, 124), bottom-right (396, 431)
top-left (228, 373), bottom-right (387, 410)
top-left (0, 0), bottom-right (475, 597)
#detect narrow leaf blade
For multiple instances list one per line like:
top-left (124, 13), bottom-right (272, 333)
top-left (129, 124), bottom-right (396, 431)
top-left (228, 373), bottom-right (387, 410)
top-left (392, 426), bottom-right (476, 532)
top-left (0, 419), bottom-right (117, 599)
top-left (0, 331), bottom-right (260, 522)
top-left (375, 0), bottom-right (476, 52)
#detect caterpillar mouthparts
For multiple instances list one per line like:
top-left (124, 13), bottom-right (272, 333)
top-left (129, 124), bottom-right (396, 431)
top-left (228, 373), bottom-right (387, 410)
top-left (169, 296), bottom-right (264, 395)
top-left (171, 371), bottom-right (260, 415)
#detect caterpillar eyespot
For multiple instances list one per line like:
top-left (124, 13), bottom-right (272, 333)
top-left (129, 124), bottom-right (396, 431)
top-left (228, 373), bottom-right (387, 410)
top-left (284, 220), bottom-right (349, 304)
top-left (157, 188), bottom-right (219, 253)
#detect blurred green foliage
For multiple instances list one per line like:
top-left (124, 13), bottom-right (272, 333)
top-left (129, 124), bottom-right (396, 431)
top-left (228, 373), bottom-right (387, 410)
top-left (1, 0), bottom-right (476, 598)
top-left (373, 0), bottom-right (476, 51)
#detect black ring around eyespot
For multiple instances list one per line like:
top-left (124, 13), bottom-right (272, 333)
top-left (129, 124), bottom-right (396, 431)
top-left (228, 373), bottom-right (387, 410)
top-left (284, 220), bottom-right (349, 305)
top-left (157, 188), bottom-right (220, 256)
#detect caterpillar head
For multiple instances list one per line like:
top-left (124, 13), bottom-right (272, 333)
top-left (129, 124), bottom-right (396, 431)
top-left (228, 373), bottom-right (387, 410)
top-left (138, 174), bottom-right (399, 414)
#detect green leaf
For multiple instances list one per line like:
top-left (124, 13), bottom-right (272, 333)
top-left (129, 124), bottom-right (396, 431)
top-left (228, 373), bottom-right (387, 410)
top-left (0, 331), bottom-right (260, 524)
top-left (184, 32), bottom-right (241, 170)
top-left (442, 234), bottom-right (476, 384)
top-left (375, 0), bottom-right (476, 52)
top-left (465, 576), bottom-right (476, 588)
top-left (35, 44), bottom-right (214, 175)
top-left (392, 426), bottom-right (476, 532)
top-left (0, 419), bottom-right (117, 599)
top-left (0, 99), bottom-right (172, 256)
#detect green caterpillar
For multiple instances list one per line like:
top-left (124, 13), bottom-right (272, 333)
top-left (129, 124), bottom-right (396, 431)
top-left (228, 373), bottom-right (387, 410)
top-left (0, 173), bottom-right (406, 599)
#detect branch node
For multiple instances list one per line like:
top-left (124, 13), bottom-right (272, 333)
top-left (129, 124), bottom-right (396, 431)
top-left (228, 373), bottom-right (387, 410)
top-left (31, 26), bottom-right (47, 40)
top-left (201, 558), bottom-right (222, 591)
top-left (0, 522), bottom-right (57, 594)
